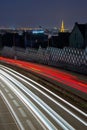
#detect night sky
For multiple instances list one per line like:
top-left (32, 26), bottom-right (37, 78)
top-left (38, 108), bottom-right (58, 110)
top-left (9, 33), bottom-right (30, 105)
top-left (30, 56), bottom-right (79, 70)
top-left (0, 0), bottom-right (87, 29)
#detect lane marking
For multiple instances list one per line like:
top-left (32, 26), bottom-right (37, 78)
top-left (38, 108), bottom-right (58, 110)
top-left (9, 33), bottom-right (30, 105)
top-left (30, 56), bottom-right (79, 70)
top-left (0, 71), bottom-right (75, 130)
top-left (0, 67), bottom-right (84, 128)
top-left (2, 65), bottom-right (86, 117)
top-left (0, 83), bottom-right (5, 88)
top-left (0, 74), bottom-right (58, 130)
top-left (4, 88), bottom-right (9, 93)
top-left (0, 90), bottom-right (25, 130)
top-left (18, 108), bottom-right (27, 118)
top-left (13, 100), bottom-right (20, 107)
top-left (8, 93), bottom-right (14, 99)
top-left (26, 120), bottom-right (36, 130)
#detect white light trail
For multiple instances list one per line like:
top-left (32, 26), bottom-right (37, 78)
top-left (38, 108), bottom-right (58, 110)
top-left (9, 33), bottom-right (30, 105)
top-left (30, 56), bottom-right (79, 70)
top-left (0, 74), bottom-right (58, 130)
top-left (0, 90), bottom-right (25, 130)
top-left (1, 65), bottom-right (86, 117)
top-left (1, 66), bottom-right (87, 126)
top-left (0, 70), bottom-right (75, 130)
top-left (0, 65), bottom-right (87, 127)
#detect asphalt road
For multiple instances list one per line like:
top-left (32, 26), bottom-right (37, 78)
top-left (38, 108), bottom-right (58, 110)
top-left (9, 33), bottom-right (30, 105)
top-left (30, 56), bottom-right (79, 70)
top-left (0, 65), bottom-right (87, 130)
top-left (0, 95), bottom-right (19, 130)
top-left (0, 57), bottom-right (87, 95)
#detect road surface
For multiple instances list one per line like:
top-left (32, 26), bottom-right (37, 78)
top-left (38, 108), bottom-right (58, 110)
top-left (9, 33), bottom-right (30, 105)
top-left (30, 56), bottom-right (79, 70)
top-left (0, 64), bottom-right (87, 130)
top-left (0, 57), bottom-right (87, 95)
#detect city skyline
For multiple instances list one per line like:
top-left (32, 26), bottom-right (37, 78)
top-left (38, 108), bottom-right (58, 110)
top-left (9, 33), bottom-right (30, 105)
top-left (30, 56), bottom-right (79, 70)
top-left (0, 0), bottom-right (87, 29)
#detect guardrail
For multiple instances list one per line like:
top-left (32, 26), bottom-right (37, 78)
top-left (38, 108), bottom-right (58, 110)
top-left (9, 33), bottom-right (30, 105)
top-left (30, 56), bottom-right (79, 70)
top-left (1, 46), bottom-right (87, 74)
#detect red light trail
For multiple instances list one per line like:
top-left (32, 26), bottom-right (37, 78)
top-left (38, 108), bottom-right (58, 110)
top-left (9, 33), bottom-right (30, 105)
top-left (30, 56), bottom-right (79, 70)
top-left (0, 57), bottom-right (87, 94)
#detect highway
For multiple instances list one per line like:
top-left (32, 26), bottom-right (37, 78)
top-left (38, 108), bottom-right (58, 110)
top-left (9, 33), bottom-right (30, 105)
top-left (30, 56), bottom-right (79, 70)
top-left (0, 64), bottom-right (87, 130)
top-left (0, 57), bottom-right (87, 95)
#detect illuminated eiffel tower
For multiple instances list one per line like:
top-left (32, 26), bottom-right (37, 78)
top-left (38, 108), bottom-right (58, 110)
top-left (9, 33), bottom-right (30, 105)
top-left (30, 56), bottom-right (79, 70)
top-left (60, 20), bottom-right (65, 32)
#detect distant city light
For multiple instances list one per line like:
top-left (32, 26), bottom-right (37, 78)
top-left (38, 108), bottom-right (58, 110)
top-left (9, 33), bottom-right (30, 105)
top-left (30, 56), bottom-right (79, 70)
top-left (32, 30), bottom-right (44, 34)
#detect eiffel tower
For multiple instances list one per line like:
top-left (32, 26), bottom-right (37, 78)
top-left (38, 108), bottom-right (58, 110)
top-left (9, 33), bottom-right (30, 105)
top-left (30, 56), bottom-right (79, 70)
top-left (60, 20), bottom-right (65, 32)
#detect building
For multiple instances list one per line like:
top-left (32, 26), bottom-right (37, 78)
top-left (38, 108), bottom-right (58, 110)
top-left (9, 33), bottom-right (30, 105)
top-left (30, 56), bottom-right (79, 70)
top-left (57, 32), bottom-right (70, 48)
top-left (69, 22), bottom-right (87, 49)
top-left (24, 30), bottom-right (48, 49)
top-left (0, 34), bottom-right (2, 48)
top-left (56, 21), bottom-right (70, 48)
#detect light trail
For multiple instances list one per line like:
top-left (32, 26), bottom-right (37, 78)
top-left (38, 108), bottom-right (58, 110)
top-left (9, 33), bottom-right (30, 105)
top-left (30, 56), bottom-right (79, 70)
top-left (1, 65), bottom-right (87, 118)
top-left (0, 90), bottom-right (25, 130)
top-left (0, 57), bottom-right (87, 93)
top-left (0, 66), bottom-right (87, 127)
top-left (0, 74), bottom-right (57, 130)
top-left (0, 70), bottom-right (75, 130)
